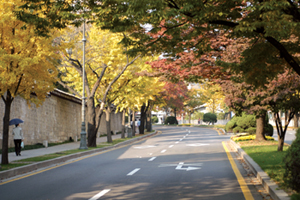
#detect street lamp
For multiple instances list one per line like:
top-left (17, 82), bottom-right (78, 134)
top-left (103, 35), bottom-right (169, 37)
top-left (79, 20), bottom-right (88, 149)
top-left (66, 22), bottom-right (88, 149)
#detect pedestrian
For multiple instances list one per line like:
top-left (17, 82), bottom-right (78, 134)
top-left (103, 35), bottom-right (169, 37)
top-left (12, 124), bottom-right (23, 156)
top-left (135, 119), bottom-right (139, 133)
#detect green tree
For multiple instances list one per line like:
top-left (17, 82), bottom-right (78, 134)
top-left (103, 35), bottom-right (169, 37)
top-left (203, 113), bottom-right (217, 125)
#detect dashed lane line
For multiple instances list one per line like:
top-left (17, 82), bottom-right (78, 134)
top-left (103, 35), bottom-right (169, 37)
top-left (89, 189), bottom-right (111, 200)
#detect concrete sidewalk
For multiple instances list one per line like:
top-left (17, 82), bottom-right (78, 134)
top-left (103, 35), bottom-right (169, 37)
top-left (2, 134), bottom-right (123, 163)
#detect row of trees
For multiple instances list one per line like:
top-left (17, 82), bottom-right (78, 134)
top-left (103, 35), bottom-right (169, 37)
top-left (3, 0), bottom-right (300, 165)
top-left (0, 1), bottom-right (169, 164)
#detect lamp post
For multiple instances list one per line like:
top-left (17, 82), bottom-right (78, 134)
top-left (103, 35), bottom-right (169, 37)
top-left (79, 20), bottom-right (88, 149)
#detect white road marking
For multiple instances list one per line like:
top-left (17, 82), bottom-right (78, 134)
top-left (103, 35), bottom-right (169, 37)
top-left (89, 189), bottom-right (111, 200)
top-left (183, 136), bottom-right (186, 138)
top-left (127, 168), bottom-right (140, 176)
top-left (186, 143), bottom-right (210, 147)
top-left (134, 145), bottom-right (156, 149)
top-left (159, 162), bottom-right (202, 171)
top-left (169, 145), bottom-right (174, 148)
top-left (189, 130), bottom-right (191, 133)
top-left (179, 139), bottom-right (183, 141)
top-left (186, 134), bottom-right (189, 136)
top-left (149, 153), bottom-right (153, 155)
top-left (161, 149), bottom-right (167, 153)
top-left (175, 141), bottom-right (179, 144)
top-left (148, 157), bottom-right (156, 161)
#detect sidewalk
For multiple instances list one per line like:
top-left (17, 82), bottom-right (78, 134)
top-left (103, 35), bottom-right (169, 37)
top-left (1, 134), bottom-right (123, 163)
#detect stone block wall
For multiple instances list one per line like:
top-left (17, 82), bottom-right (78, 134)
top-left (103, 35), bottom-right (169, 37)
top-left (0, 89), bottom-right (122, 148)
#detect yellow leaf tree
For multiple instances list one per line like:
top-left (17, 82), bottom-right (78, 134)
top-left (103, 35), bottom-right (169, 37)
top-left (58, 25), bottom-right (140, 146)
top-left (0, 0), bottom-right (62, 164)
top-left (200, 82), bottom-right (225, 114)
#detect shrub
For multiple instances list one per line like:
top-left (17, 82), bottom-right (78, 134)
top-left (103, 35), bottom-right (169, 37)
top-left (203, 113), bottom-right (217, 124)
top-left (151, 116), bottom-right (158, 123)
top-left (233, 126), bottom-right (244, 134)
top-left (225, 121), bottom-right (236, 132)
top-left (164, 116), bottom-right (178, 125)
top-left (265, 124), bottom-right (274, 136)
top-left (236, 114), bottom-right (256, 130)
top-left (246, 127), bottom-right (256, 135)
top-left (283, 128), bottom-right (300, 193)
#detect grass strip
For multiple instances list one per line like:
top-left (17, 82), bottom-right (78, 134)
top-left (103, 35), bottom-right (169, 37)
top-left (0, 132), bottom-right (154, 172)
top-left (240, 143), bottom-right (297, 196)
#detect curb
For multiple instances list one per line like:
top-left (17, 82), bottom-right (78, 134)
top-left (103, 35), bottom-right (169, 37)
top-left (0, 131), bottom-right (159, 181)
top-left (229, 140), bottom-right (290, 200)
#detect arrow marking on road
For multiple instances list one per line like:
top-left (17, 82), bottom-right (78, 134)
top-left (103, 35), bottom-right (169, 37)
top-left (186, 143), bottom-right (210, 147)
top-left (159, 162), bottom-right (202, 171)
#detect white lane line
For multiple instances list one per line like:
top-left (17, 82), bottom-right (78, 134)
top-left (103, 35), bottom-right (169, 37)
top-left (169, 145), bottom-right (174, 148)
top-left (161, 149), bottom-right (167, 153)
top-left (183, 136), bottom-right (186, 138)
top-left (175, 141), bottom-right (179, 144)
top-left (186, 134), bottom-right (189, 136)
top-left (148, 157), bottom-right (156, 161)
top-left (89, 189), bottom-right (111, 200)
top-left (179, 139), bottom-right (183, 141)
top-left (127, 168), bottom-right (140, 176)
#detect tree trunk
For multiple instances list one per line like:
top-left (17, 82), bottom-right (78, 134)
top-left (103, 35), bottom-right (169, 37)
top-left (146, 106), bottom-right (152, 132)
top-left (139, 103), bottom-right (148, 134)
top-left (132, 110), bottom-right (136, 136)
top-left (277, 135), bottom-right (285, 151)
top-left (87, 96), bottom-right (97, 147)
top-left (94, 102), bottom-right (104, 144)
top-left (106, 106), bottom-right (113, 143)
top-left (255, 114), bottom-right (266, 141)
top-left (121, 109), bottom-right (126, 138)
top-left (274, 111), bottom-right (294, 151)
top-left (1, 91), bottom-right (13, 165)
top-left (174, 108), bottom-right (177, 119)
top-left (294, 112), bottom-right (298, 128)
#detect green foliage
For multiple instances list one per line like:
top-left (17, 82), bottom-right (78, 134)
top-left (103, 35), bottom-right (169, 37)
top-left (203, 113), bottom-right (217, 124)
top-left (246, 127), bottom-right (256, 135)
top-left (217, 112), bottom-right (225, 120)
top-left (265, 124), bottom-right (274, 136)
top-left (225, 113), bottom-right (256, 133)
top-left (192, 111), bottom-right (204, 120)
top-left (283, 128), bottom-right (300, 193)
top-left (236, 114), bottom-right (256, 130)
top-left (233, 126), bottom-right (244, 134)
top-left (151, 116), bottom-right (158, 123)
top-left (164, 116), bottom-right (178, 125)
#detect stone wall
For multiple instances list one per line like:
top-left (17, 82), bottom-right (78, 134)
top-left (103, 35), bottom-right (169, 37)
top-left (0, 89), bottom-right (122, 148)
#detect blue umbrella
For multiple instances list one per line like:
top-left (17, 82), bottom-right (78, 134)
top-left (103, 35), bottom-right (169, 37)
top-left (9, 118), bottom-right (24, 126)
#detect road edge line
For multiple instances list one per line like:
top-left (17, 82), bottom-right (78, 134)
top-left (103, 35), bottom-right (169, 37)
top-left (222, 141), bottom-right (254, 200)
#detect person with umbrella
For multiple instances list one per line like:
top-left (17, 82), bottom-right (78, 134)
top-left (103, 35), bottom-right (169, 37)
top-left (10, 118), bottom-right (24, 156)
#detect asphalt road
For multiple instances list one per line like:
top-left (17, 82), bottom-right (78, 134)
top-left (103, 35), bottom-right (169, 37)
top-left (0, 126), bottom-right (264, 200)
top-left (273, 129), bottom-right (296, 145)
